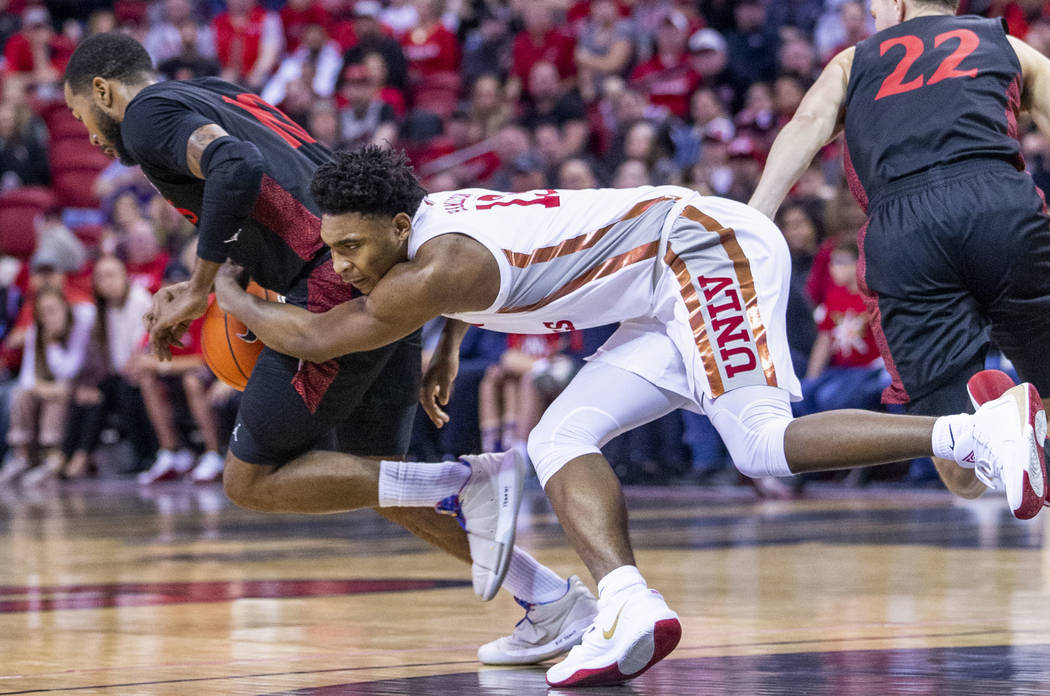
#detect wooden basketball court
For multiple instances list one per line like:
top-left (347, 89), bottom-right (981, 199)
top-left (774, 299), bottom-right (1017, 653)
top-left (1, 479), bottom-right (1048, 695)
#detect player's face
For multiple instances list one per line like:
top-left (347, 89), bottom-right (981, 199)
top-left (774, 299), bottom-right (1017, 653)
top-left (63, 81), bottom-right (135, 165)
top-left (321, 211), bottom-right (411, 294)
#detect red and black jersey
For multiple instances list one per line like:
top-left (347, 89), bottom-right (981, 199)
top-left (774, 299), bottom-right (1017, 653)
top-left (843, 15), bottom-right (1023, 209)
top-left (121, 78), bottom-right (335, 295)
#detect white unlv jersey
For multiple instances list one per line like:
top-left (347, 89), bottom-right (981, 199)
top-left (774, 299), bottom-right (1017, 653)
top-left (408, 185), bottom-right (800, 403)
top-left (409, 186), bottom-right (691, 334)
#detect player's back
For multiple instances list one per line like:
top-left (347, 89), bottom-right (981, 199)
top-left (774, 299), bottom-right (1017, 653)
top-left (410, 185), bottom-right (693, 332)
top-left (843, 14), bottom-right (1023, 207)
top-left (122, 78), bottom-right (333, 294)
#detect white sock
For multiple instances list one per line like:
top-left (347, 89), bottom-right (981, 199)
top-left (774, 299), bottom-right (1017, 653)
top-left (503, 548), bottom-right (568, 604)
top-left (597, 565), bottom-right (647, 604)
top-left (932, 414), bottom-right (974, 464)
top-left (377, 460), bottom-right (470, 507)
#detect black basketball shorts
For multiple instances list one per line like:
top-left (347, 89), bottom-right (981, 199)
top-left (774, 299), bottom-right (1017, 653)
top-left (860, 159), bottom-right (1050, 416)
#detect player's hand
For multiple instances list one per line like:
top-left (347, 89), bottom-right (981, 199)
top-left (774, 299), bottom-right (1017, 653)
top-left (144, 281), bottom-right (207, 360)
top-left (213, 262), bottom-right (249, 312)
top-left (420, 353), bottom-right (460, 428)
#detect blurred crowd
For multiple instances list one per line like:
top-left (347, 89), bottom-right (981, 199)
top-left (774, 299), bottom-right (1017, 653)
top-left (0, 0), bottom-right (1043, 492)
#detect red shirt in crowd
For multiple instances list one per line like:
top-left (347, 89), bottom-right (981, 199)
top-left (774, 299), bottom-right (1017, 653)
top-left (817, 284), bottom-right (879, 369)
top-left (2, 31), bottom-right (75, 75)
top-left (512, 28), bottom-right (576, 81)
top-left (279, 2), bottom-right (332, 51)
top-left (125, 253), bottom-right (170, 296)
top-left (400, 23), bottom-right (461, 79)
top-left (213, 5), bottom-right (270, 77)
top-left (629, 55), bottom-right (701, 119)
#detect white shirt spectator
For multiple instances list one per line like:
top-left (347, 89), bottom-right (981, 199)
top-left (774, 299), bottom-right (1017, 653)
top-left (261, 39), bottom-right (344, 105)
top-left (17, 302), bottom-right (96, 389)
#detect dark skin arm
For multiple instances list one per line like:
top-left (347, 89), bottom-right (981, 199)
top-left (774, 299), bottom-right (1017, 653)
top-left (214, 233), bottom-right (501, 364)
top-left (420, 318), bottom-right (471, 427)
top-left (144, 123), bottom-right (232, 359)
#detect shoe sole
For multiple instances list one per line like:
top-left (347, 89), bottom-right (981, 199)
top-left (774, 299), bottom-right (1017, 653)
top-left (967, 369), bottom-right (1016, 410)
top-left (1010, 383), bottom-right (1047, 519)
top-left (545, 617), bottom-right (682, 687)
top-left (478, 448), bottom-right (526, 601)
top-left (969, 373), bottom-right (1048, 517)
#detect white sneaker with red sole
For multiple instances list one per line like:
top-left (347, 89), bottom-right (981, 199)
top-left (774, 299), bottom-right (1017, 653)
top-left (966, 373), bottom-right (1047, 519)
top-left (545, 586), bottom-right (681, 687)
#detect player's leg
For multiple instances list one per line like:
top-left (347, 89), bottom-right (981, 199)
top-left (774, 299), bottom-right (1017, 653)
top-left (531, 361), bottom-right (687, 687)
top-left (703, 380), bottom-right (1045, 519)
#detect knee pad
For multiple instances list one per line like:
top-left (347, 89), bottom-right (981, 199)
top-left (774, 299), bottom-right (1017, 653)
top-left (708, 390), bottom-right (794, 478)
top-left (527, 406), bottom-right (619, 488)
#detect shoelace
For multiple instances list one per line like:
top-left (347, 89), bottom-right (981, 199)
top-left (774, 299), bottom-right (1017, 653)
top-left (971, 427), bottom-right (1005, 491)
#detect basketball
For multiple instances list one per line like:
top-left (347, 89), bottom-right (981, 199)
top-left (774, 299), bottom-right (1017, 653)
top-left (201, 281), bottom-right (276, 391)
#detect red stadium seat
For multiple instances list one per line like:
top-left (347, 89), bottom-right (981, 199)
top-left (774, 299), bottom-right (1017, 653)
top-left (53, 168), bottom-right (105, 208)
top-left (0, 186), bottom-right (56, 259)
top-left (49, 137), bottom-right (112, 173)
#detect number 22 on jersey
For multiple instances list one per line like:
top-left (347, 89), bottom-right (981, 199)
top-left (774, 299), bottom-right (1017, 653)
top-left (875, 29), bottom-right (979, 101)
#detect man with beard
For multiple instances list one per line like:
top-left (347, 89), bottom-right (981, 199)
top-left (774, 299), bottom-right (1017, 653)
top-left (62, 32), bottom-right (599, 664)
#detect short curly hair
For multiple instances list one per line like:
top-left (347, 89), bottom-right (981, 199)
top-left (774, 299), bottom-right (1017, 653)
top-left (64, 32), bottom-right (154, 95)
top-left (311, 147), bottom-right (428, 218)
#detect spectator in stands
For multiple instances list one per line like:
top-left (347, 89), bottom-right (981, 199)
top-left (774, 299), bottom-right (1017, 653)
top-left (510, 3), bottom-right (576, 101)
top-left (336, 62), bottom-right (398, 150)
top-left (726, 0), bottom-right (779, 88)
top-left (479, 332), bottom-right (584, 454)
top-left (669, 86), bottom-right (734, 170)
top-left (520, 60), bottom-right (590, 158)
top-left (0, 0), bottom-right (20, 51)
top-left (3, 6), bottom-right (75, 99)
top-left (686, 28), bottom-right (739, 112)
top-left (797, 237), bottom-right (886, 416)
top-left (380, 0), bottom-right (419, 38)
top-left (341, 1), bottom-right (408, 92)
top-left (0, 99), bottom-right (50, 190)
top-left (0, 287), bottom-right (95, 484)
top-left (629, 11), bottom-right (700, 119)
top-left (612, 158), bottom-right (650, 187)
top-left (778, 36), bottom-right (820, 83)
top-left (574, 0), bottom-right (633, 102)
top-left (485, 123), bottom-right (533, 189)
top-left (468, 74), bottom-right (512, 139)
top-left (400, 0), bottom-right (460, 115)
top-left (460, 3), bottom-right (514, 85)
top-left (823, 1), bottom-right (871, 61)
top-left (212, 0), bottom-right (284, 91)
top-left (144, 0), bottom-right (215, 64)
top-left (58, 255), bottom-right (155, 479)
top-left (307, 99), bottom-right (340, 150)
top-left (557, 157), bottom-right (601, 189)
top-left (507, 150), bottom-right (549, 191)
top-left (157, 17), bottom-right (222, 80)
top-left (777, 201), bottom-right (822, 376)
top-left (280, 0), bottom-right (332, 53)
top-left (121, 219), bottom-right (169, 295)
top-left (261, 21), bottom-right (343, 106)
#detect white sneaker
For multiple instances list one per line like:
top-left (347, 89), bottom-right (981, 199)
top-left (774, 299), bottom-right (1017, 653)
top-left (436, 449), bottom-right (526, 600)
top-left (969, 382), bottom-right (1047, 519)
top-left (478, 576), bottom-right (598, 665)
top-left (545, 586), bottom-right (681, 687)
top-left (0, 454), bottom-right (29, 484)
top-left (137, 449), bottom-right (195, 485)
top-left (191, 451), bottom-right (225, 483)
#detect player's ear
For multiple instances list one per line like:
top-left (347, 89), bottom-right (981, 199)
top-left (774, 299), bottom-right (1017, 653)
top-left (393, 212), bottom-right (412, 241)
top-left (92, 76), bottom-right (113, 108)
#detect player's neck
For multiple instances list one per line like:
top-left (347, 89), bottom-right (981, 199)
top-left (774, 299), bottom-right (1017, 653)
top-left (112, 78), bottom-right (158, 120)
top-left (904, 5), bottom-right (952, 22)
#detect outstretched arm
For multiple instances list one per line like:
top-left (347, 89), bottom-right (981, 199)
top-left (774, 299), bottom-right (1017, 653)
top-left (215, 234), bottom-right (501, 363)
top-left (748, 48), bottom-right (853, 220)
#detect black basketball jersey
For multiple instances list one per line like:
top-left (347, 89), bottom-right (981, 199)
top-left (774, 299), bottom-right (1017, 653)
top-left (843, 15), bottom-right (1023, 207)
top-left (120, 78), bottom-right (334, 294)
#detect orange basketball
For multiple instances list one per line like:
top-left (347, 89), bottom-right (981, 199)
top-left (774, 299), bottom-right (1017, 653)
top-left (201, 282), bottom-right (276, 391)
